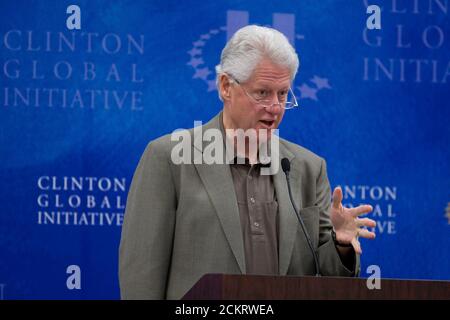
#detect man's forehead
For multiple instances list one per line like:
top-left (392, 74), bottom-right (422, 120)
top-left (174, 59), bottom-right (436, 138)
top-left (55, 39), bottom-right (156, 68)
top-left (249, 74), bottom-right (292, 88)
top-left (248, 60), bottom-right (292, 85)
top-left (253, 64), bottom-right (290, 76)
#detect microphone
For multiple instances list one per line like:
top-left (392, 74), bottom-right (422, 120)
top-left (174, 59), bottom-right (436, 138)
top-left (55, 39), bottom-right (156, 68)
top-left (281, 158), bottom-right (321, 276)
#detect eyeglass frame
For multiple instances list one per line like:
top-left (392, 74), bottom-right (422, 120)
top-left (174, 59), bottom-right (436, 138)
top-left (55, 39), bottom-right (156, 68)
top-left (227, 74), bottom-right (299, 110)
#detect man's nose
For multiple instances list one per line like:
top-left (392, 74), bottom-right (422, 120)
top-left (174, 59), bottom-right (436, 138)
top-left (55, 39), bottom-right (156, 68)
top-left (265, 101), bottom-right (283, 114)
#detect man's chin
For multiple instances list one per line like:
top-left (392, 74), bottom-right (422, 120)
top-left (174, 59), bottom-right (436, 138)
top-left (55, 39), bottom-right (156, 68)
top-left (256, 128), bottom-right (274, 144)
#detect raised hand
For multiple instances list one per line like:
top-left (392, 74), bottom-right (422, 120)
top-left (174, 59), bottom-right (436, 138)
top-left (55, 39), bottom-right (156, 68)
top-left (330, 186), bottom-right (376, 254)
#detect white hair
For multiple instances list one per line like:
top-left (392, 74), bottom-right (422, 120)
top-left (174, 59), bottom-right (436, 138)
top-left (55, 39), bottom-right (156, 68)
top-left (215, 25), bottom-right (300, 100)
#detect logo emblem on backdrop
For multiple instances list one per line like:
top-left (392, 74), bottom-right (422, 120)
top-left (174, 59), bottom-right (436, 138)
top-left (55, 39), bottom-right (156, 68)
top-left (186, 10), bottom-right (331, 102)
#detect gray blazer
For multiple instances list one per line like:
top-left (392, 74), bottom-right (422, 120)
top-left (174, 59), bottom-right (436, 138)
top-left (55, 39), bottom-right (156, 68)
top-left (119, 112), bottom-right (360, 300)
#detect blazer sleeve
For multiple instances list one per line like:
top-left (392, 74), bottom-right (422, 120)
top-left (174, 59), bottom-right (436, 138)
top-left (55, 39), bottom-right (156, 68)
top-left (119, 138), bottom-right (177, 299)
top-left (315, 158), bottom-right (361, 277)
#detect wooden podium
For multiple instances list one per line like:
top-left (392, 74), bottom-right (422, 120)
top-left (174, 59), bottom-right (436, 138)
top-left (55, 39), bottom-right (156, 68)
top-left (182, 274), bottom-right (450, 300)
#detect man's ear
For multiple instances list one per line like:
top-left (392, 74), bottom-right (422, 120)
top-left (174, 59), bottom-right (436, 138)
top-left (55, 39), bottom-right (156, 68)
top-left (219, 74), bottom-right (232, 100)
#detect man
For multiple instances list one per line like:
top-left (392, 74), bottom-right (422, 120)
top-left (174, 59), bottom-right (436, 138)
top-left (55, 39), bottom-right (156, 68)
top-left (119, 25), bottom-right (376, 300)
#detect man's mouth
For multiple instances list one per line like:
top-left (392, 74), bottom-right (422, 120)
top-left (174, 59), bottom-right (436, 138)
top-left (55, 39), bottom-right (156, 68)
top-left (259, 120), bottom-right (275, 127)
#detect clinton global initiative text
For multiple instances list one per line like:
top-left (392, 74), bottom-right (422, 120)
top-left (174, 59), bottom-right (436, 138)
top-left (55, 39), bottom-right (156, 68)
top-left (37, 210), bottom-right (124, 226)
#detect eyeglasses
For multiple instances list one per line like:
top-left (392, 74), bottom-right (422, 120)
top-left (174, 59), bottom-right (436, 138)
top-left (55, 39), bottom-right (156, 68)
top-left (229, 75), bottom-right (299, 110)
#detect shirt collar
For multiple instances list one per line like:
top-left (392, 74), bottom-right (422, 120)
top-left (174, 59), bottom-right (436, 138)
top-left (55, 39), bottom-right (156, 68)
top-left (219, 111), bottom-right (272, 167)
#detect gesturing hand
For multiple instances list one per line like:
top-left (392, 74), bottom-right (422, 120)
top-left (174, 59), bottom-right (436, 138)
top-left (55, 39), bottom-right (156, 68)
top-left (330, 186), bottom-right (376, 254)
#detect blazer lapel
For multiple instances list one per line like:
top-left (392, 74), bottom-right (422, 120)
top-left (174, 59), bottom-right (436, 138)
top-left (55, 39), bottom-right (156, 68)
top-left (192, 114), bottom-right (246, 274)
top-left (272, 140), bottom-right (302, 275)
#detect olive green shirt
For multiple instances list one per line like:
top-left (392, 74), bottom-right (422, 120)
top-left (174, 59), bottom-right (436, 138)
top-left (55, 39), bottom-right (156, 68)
top-left (220, 114), bottom-right (279, 275)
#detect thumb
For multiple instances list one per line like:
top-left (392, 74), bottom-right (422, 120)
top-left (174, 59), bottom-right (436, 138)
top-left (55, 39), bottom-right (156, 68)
top-left (332, 186), bottom-right (343, 209)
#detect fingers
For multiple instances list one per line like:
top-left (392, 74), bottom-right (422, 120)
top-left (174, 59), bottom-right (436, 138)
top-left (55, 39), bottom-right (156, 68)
top-left (357, 228), bottom-right (376, 239)
top-left (332, 186), bottom-right (343, 209)
top-left (356, 217), bottom-right (377, 228)
top-left (349, 204), bottom-right (373, 218)
top-left (351, 237), bottom-right (362, 255)
top-left (351, 228), bottom-right (375, 255)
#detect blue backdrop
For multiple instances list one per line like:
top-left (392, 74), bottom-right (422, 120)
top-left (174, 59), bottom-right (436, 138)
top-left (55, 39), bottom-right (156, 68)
top-left (0, 0), bottom-right (449, 299)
